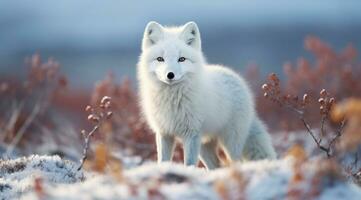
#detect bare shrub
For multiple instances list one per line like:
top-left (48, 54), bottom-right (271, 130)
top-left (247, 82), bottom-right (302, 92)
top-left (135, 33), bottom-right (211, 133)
top-left (78, 96), bottom-right (113, 171)
top-left (260, 67), bottom-right (361, 180)
top-left (248, 36), bottom-right (361, 131)
top-left (262, 73), bottom-right (345, 157)
top-left (0, 54), bottom-right (67, 156)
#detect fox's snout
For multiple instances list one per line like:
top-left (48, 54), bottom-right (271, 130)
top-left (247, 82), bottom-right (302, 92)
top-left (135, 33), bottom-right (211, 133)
top-left (156, 70), bottom-right (182, 85)
top-left (153, 64), bottom-right (184, 84)
top-left (166, 72), bottom-right (175, 80)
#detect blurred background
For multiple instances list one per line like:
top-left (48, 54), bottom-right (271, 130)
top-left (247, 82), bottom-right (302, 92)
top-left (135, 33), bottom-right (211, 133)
top-left (1, 0), bottom-right (361, 87)
top-left (1, 0), bottom-right (361, 168)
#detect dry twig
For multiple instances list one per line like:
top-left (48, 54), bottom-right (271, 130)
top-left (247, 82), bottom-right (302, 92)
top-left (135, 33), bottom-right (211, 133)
top-left (78, 96), bottom-right (113, 171)
top-left (262, 73), bottom-right (346, 157)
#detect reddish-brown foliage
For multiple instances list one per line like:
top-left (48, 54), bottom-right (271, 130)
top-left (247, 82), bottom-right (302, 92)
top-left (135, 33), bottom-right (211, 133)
top-left (89, 73), bottom-right (157, 161)
top-left (0, 54), bottom-right (68, 155)
top-left (248, 36), bottom-right (361, 131)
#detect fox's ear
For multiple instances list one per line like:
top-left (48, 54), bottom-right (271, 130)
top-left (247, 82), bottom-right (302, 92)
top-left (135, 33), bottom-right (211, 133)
top-left (180, 22), bottom-right (201, 50)
top-left (142, 21), bottom-right (164, 50)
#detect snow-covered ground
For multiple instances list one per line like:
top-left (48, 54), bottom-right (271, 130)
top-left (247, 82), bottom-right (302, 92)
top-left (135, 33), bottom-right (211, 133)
top-left (1, 155), bottom-right (360, 200)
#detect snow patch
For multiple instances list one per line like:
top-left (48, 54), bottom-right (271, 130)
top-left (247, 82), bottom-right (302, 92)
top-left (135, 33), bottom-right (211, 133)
top-left (1, 155), bottom-right (360, 199)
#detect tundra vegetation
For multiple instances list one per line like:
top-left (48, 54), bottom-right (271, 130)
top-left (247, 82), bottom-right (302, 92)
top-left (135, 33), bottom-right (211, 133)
top-left (0, 36), bottom-right (361, 199)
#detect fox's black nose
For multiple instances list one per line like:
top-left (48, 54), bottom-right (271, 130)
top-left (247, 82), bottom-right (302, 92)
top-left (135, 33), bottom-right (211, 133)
top-left (167, 72), bottom-right (175, 80)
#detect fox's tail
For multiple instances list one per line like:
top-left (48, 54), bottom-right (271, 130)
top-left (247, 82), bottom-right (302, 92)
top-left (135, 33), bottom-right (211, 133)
top-left (242, 117), bottom-right (277, 160)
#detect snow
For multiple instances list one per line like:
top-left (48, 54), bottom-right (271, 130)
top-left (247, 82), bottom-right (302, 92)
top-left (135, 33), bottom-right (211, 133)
top-left (0, 155), bottom-right (83, 199)
top-left (319, 184), bottom-right (361, 200)
top-left (1, 155), bottom-right (360, 199)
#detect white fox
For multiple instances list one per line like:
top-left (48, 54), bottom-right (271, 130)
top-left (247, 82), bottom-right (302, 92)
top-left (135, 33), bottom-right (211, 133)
top-left (137, 21), bottom-right (276, 169)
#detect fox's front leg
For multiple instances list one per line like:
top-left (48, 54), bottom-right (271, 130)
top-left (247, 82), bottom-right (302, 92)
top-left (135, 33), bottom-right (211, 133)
top-left (156, 133), bottom-right (175, 162)
top-left (182, 134), bottom-right (201, 166)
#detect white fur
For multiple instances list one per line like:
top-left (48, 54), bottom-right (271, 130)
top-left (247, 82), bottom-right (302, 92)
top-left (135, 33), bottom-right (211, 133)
top-left (137, 21), bottom-right (276, 169)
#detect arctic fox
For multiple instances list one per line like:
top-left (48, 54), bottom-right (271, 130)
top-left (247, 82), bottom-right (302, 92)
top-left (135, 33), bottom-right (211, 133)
top-left (137, 21), bottom-right (276, 169)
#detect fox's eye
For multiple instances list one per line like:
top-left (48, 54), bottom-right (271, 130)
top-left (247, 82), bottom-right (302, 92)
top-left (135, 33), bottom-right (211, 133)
top-left (178, 57), bottom-right (186, 62)
top-left (156, 57), bottom-right (164, 62)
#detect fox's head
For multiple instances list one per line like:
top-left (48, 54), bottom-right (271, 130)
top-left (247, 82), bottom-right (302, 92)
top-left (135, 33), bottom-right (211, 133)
top-left (139, 21), bottom-right (205, 85)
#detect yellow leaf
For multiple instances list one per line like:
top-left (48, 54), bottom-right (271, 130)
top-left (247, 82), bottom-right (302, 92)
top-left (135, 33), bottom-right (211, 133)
top-left (286, 144), bottom-right (307, 162)
top-left (93, 143), bottom-right (108, 172)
